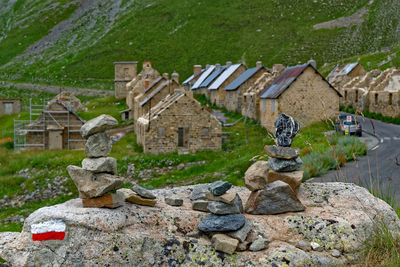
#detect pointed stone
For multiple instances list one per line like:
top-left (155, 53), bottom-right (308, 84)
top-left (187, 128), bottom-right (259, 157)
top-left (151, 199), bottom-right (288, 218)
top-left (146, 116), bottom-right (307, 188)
top-left (205, 192), bottom-right (236, 204)
top-left (211, 234), bottom-right (239, 255)
top-left (82, 157), bottom-right (117, 174)
top-left (207, 194), bottom-right (243, 215)
top-left (264, 145), bottom-right (300, 159)
top-left (132, 185), bottom-right (156, 199)
top-left (82, 192), bottom-right (124, 209)
top-left (244, 161), bottom-right (269, 191)
top-left (208, 181), bottom-right (232, 196)
top-left (67, 165), bottom-right (123, 199)
top-left (80, 114), bottom-right (118, 138)
top-left (245, 180), bottom-right (305, 215)
top-left (267, 170), bottom-right (303, 191)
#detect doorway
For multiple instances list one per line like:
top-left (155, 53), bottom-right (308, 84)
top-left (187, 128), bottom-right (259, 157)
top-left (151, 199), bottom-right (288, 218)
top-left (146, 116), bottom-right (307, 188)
top-left (178, 128), bottom-right (184, 147)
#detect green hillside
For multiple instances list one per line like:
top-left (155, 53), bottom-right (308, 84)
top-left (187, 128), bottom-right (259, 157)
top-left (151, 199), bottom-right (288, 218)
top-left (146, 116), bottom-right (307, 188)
top-left (1, 0), bottom-right (400, 89)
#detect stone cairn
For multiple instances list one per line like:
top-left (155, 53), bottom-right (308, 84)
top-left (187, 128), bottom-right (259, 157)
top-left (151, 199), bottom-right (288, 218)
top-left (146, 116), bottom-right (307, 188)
top-left (245, 113), bottom-right (305, 215)
top-left (67, 114), bottom-right (158, 208)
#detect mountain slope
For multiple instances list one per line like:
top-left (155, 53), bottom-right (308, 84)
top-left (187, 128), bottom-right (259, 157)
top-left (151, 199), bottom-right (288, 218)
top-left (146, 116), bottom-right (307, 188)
top-left (1, 0), bottom-right (400, 89)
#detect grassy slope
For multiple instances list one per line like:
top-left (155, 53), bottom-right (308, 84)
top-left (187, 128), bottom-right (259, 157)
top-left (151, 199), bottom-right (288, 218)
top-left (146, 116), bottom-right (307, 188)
top-left (4, 0), bottom-right (400, 88)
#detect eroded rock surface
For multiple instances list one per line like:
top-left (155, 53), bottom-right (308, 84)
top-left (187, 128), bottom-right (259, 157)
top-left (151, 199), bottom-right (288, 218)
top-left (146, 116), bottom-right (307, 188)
top-left (1, 183), bottom-right (399, 266)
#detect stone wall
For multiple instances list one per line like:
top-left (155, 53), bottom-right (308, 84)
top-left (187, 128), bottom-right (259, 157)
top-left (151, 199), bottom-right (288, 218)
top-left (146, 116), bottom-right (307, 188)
top-left (260, 67), bottom-right (340, 132)
top-left (0, 99), bottom-right (21, 115)
top-left (114, 62), bottom-right (138, 99)
top-left (137, 92), bottom-right (222, 154)
top-left (115, 81), bottom-right (130, 100)
top-left (368, 90), bottom-right (400, 117)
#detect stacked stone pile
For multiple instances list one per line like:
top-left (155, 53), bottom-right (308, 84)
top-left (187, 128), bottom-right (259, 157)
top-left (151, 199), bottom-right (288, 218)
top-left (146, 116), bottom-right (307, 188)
top-left (67, 114), bottom-right (124, 208)
top-left (245, 113), bottom-right (305, 214)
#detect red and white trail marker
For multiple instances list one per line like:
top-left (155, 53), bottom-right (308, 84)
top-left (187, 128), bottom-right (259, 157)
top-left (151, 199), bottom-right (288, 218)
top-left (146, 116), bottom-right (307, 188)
top-left (31, 220), bottom-right (66, 241)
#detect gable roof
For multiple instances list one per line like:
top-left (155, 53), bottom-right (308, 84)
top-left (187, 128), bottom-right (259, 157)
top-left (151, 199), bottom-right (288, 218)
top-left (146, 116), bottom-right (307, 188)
top-left (192, 65), bottom-right (216, 89)
top-left (224, 66), bottom-right (264, 91)
top-left (143, 76), bottom-right (165, 94)
top-left (200, 66), bottom-right (227, 88)
top-left (259, 63), bottom-right (342, 99)
top-left (209, 64), bottom-right (242, 90)
top-left (140, 80), bottom-right (179, 106)
top-left (182, 69), bottom-right (205, 85)
top-left (48, 100), bottom-right (86, 123)
top-left (327, 62), bottom-right (360, 80)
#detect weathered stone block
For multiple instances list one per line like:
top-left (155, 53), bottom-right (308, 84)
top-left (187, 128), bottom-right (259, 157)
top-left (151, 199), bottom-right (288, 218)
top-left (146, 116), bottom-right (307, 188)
top-left (268, 157), bottom-right (303, 172)
top-left (244, 161), bottom-right (269, 191)
top-left (209, 181), bottom-right (232, 196)
top-left (82, 157), bottom-right (117, 174)
top-left (198, 214), bottom-right (246, 232)
top-left (267, 170), bottom-right (303, 191)
top-left (205, 192), bottom-right (236, 204)
top-left (207, 194), bottom-right (243, 215)
top-left (211, 234), bottom-right (239, 255)
top-left (80, 114), bottom-right (118, 138)
top-left (82, 192), bottom-right (124, 209)
top-left (265, 145), bottom-right (299, 159)
top-left (85, 132), bottom-right (113, 158)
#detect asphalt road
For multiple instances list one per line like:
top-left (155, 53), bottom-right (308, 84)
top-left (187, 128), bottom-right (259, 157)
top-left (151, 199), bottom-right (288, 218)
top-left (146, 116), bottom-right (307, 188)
top-left (311, 113), bottom-right (400, 202)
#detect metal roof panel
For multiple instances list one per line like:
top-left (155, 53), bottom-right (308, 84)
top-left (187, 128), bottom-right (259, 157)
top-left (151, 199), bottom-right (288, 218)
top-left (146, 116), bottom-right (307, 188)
top-left (192, 65), bottom-right (215, 89)
top-left (209, 64), bottom-right (242, 90)
top-left (200, 66), bottom-right (227, 88)
top-left (224, 66), bottom-right (262, 91)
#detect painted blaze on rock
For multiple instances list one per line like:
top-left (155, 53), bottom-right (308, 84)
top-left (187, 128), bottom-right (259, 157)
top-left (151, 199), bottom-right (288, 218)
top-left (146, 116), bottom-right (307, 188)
top-left (31, 220), bottom-right (66, 241)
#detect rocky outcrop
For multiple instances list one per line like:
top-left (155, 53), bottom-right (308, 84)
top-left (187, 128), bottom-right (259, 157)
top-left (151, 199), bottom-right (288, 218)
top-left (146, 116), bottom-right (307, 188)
top-left (1, 182), bottom-right (399, 266)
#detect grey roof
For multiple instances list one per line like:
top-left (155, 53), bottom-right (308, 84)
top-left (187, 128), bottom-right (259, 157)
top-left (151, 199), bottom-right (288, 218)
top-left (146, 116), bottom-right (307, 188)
top-left (140, 81), bottom-right (174, 106)
top-left (199, 66), bottom-right (227, 88)
top-left (209, 64), bottom-right (242, 90)
top-left (343, 63), bottom-right (358, 75)
top-left (259, 63), bottom-right (341, 99)
top-left (143, 76), bottom-right (164, 94)
top-left (113, 61), bottom-right (138, 64)
top-left (182, 69), bottom-right (205, 85)
top-left (224, 66), bottom-right (263, 91)
top-left (192, 65), bottom-right (216, 89)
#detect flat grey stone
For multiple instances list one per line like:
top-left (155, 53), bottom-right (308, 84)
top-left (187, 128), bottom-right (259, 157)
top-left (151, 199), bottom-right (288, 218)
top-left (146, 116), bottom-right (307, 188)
top-left (245, 180), bottom-right (305, 215)
top-left (209, 181), bottom-right (232, 196)
top-left (85, 132), bottom-right (113, 158)
top-left (268, 157), bottom-right (303, 172)
top-left (265, 145), bottom-right (300, 159)
top-left (132, 185), bottom-right (156, 199)
top-left (190, 184), bottom-right (209, 201)
top-left (80, 114), bottom-right (118, 138)
top-left (227, 220), bottom-right (253, 242)
top-left (192, 200), bottom-right (210, 212)
top-left (198, 214), bottom-right (246, 232)
top-left (331, 249), bottom-right (341, 257)
top-left (82, 157), bottom-right (117, 174)
top-left (165, 197), bottom-right (183, 207)
top-left (207, 194), bottom-right (243, 215)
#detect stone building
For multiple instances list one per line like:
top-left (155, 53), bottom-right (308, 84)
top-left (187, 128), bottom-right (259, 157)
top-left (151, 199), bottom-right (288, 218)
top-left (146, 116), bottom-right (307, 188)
top-left (208, 62), bottom-right (246, 107)
top-left (114, 61), bottom-right (138, 99)
top-left (327, 62), bottom-right (366, 89)
top-left (0, 98), bottom-right (21, 116)
top-left (136, 90), bottom-right (222, 154)
top-left (133, 73), bottom-right (181, 134)
top-left (224, 62), bottom-right (268, 113)
top-left (259, 63), bottom-right (342, 132)
top-left (24, 100), bottom-right (86, 150)
top-left (241, 64), bottom-right (285, 120)
top-left (194, 64), bottom-right (227, 98)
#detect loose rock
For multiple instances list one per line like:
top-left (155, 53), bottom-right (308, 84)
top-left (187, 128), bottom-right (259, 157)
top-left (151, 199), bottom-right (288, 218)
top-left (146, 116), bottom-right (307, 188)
top-left (310, 241), bottom-right (323, 252)
top-left (227, 220), bottom-right (253, 242)
top-left (198, 214), bottom-right (246, 232)
top-left (264, 145), bottom-right (300, 159)
top-left (82, 192), bottom-right (124, 209)
top-left (85, 132), bottom-right (113, 158)
top-left (67, 165), bottom-right (123, 199)
top-left (244, 161), bottom-right (269, 191)
top-left (192, 200), bottom-right (210, 212)
top-left (126, 193), bottom-right (157, 207)
top-left (331, 249), bottom-right (341, 257)
top-left (207, 194), bottom-right (243, 215)
top-left (268, 157), bottom-right (303, 172)
top-left (190, 184), bottom-right (209, 201)
top-left (209, 181), bottom-right (232, 196)
top-left (211, 234), bottom-right (239, 255)
top-left (236, 241), bottom-right (249, 252)
top-left (132, 185), bottom-right (156, 199)
top-left (82, 157), bottom-right (117, 174)
top-left (245, 180), bottom-right (305, 215)
top-left (249, 237), bottom-right (269, 252)
top-left (80, 114), bottom-right (118, 138)
top-left (165, 197), bottom-right (183, 207)
top-left (205, 192), bottom-right (236, 204)
top-left (267, 170), bottom-right (304, 191)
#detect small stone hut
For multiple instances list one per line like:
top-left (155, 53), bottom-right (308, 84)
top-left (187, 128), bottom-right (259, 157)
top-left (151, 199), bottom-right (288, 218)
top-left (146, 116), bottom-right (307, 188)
top-left (26, 100), bottom-right (86, 150)
top-left (327, 62), bottom-right (366, 89)
top-left (208, 62), bottom-right (246, 107)
top-left (136, 90), bottom-right (222, 154)
top-left (224, 62), bottom-right (269, 113)
top-left (0, 98), bottom-right (21, 116)
top-left (114, 61), bottom-right (138, 99)
top-left (259, 63), bottom-right (342, 132)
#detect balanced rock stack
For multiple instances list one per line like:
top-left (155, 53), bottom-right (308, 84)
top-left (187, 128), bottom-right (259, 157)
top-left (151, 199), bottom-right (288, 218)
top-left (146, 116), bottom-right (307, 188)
top-left (245, 114), bottom-right (305, 214)
top-left (197, 181), bottom-right (249, 255)
top-left (67, 114), bottom-right (124, 208)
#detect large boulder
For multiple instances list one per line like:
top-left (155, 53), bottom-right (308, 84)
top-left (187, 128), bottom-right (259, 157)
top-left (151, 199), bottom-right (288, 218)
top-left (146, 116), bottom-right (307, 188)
top-left (80, 114), bottom-right (118, 138)
top-left (1, 183), bottom-right (399, 266)
top-left (244, 161), bottom-right (269, 191)
top-left (66, 165), bottom-right (123, 199)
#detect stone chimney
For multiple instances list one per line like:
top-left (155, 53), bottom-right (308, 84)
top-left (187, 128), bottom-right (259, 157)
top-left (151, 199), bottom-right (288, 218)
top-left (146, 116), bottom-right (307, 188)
top-left (256, 61), bottom-right (263, 68)
top-left (193, 65), bottom-right (202, 75)
top-left (171, 71), bottom-right (179, 83)
top-left (143, 61), bottom-right (152, 69)
top-left (226, 61), bottom-right (232, 67)
top-left (163, 73), bottom-right (169, 79)
top-left (144, 79), bottom-right (150, 88)
top-left (215, 63), bottom-right (221, 69)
